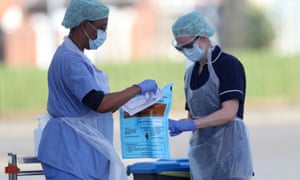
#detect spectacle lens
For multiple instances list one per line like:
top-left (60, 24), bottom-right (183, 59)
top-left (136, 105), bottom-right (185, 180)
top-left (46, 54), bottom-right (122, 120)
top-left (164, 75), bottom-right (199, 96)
top-left (174, 36), bottom-right (199, 51)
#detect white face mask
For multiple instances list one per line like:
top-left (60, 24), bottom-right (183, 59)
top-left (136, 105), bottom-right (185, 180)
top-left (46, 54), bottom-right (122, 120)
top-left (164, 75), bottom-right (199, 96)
top-left (183, 43), bottom-right (205, 62)
top-left (84, 23), bottom-right (107, 50)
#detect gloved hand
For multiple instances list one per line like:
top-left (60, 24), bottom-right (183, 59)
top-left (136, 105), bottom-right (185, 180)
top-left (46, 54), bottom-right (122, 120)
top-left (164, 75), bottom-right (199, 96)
top-left (135, 79), bottom-right (158, 94)
top-left (168, 119), bottom-right (196, 137)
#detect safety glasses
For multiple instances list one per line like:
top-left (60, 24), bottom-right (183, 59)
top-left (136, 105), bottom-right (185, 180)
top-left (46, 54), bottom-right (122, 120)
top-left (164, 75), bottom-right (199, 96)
top-left (173, 36), bottom-right (200, 51)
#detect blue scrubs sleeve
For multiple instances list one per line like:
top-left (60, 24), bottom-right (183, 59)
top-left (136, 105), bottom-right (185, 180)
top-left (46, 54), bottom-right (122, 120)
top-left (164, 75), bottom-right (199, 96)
top-left (63, 54), bottom-right (101, 102)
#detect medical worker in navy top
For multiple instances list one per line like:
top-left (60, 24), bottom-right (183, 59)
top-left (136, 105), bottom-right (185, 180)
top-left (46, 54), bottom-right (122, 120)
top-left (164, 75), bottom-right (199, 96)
top-left (37, 0), bottom-right (157, 179)
top-left (168, 11), bottom-right (254, 180)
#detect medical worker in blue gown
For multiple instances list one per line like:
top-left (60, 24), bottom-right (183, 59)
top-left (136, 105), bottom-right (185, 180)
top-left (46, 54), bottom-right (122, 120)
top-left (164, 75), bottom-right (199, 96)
top-left (168, 11), bottom-right (254, 180)
top-left (37, 0), bottom-right (158, 179)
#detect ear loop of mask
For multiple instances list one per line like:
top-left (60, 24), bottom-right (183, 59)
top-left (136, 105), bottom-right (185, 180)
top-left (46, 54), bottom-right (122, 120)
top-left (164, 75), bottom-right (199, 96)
top-left (88, 22), bottom-right (98, 31)
top-left (82, 22), bottom-right (97, 40)
top-left (82, 25), bottom-right (92, 41)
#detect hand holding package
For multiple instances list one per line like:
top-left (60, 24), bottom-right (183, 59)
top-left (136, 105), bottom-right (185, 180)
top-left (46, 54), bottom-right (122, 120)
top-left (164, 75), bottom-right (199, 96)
top-left (136, 79), bottom-right (158, 94)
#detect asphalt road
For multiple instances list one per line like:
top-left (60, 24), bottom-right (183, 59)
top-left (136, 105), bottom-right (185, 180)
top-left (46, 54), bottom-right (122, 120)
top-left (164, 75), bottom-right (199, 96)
top-left (0, 106), bottom-right (299, 180)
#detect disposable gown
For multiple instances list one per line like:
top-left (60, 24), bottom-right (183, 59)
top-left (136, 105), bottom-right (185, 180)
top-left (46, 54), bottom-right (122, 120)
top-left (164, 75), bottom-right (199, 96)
top-left (38, 37), bottom-right (127, 180)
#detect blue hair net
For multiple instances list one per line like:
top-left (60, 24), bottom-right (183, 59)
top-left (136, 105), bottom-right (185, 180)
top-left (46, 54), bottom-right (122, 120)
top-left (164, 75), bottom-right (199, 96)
top-left (172, 11), bottom-right (215, 38)
top-left (62, 0), bottom-right (109, 29)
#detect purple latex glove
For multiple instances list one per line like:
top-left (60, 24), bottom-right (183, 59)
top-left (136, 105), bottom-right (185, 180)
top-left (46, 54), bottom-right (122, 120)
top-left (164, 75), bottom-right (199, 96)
top-left (135, 79), bottom-right (158, 94)
top-left (168, 119), bottom-right (196, 137)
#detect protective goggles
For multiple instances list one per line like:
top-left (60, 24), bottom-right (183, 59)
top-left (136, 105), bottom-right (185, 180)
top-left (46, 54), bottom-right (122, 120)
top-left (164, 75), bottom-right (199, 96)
top-left (173, 36), bottom-right (200, 51)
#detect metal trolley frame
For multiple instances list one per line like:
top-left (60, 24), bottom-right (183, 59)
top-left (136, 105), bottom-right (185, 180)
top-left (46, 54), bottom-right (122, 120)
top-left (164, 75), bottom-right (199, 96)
top-left (4, 153), bottom-right (44, 180)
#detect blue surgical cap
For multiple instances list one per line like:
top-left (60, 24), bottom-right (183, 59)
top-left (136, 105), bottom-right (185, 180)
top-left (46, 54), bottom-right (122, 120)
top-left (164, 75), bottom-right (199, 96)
top-left (172, 11), bottom-right (215, 38)
top-left (62, 0), bottom-right (109, 29)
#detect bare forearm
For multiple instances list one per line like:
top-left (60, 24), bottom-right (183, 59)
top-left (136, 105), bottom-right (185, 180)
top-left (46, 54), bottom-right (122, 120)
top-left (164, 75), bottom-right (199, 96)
top-left (193, 100), bottom-right (239, 128)
top-left (194, 109), bottom-right (233, 128)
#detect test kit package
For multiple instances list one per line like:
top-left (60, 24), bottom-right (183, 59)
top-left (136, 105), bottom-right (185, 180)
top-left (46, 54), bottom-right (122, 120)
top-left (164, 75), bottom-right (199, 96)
top-left (119, 83), bottom-right (173, 159)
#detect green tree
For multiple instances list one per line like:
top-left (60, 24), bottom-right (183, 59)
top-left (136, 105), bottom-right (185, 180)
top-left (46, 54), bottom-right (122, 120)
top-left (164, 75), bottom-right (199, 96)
top-left (220, 0), bottom-right (274, 49)
top-left (243, 5), bottom-right (275, 49)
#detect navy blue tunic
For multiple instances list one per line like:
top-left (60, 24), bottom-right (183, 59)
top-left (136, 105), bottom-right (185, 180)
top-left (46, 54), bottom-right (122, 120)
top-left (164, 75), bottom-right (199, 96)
top-left (186, 46), bottom-right (246, 118)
